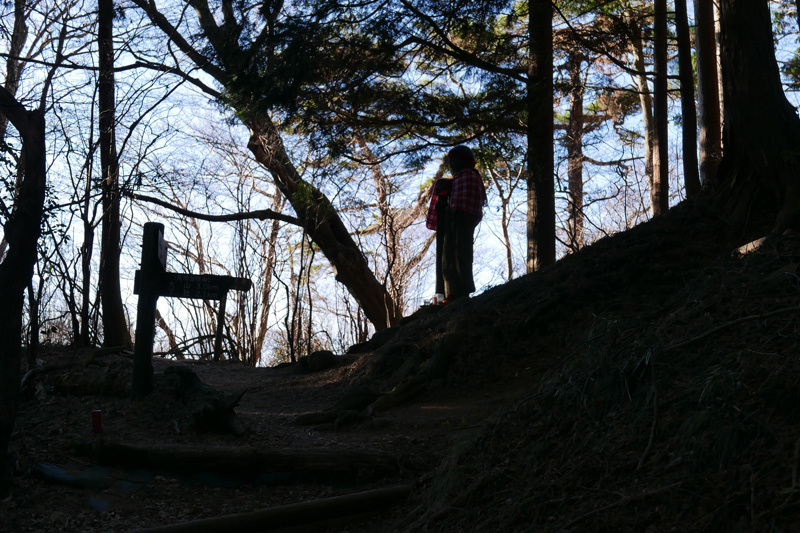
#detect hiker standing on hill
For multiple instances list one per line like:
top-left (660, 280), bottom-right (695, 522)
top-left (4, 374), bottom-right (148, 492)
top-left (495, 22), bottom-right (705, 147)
top-left (426, 145), bottom-right (486, 303)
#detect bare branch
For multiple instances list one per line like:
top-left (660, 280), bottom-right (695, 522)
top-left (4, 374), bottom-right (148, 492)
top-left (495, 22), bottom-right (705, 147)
top-left (129, 0), bottom-right (227, 82)
top-left (126, 191), bottom-right (302, 226)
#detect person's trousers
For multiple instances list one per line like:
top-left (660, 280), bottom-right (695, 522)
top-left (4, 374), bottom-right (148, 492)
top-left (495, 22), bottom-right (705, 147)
top-left (435, 210), bottom-right (448, 295)
top-left (442, 210), bottom-right (478, 300)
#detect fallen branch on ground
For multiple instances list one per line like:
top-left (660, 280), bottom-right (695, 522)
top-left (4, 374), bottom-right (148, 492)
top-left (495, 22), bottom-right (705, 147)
top-left (74, 441), bottom-right (399, 482)
top-left (130, 484), bottom-right (412, 533)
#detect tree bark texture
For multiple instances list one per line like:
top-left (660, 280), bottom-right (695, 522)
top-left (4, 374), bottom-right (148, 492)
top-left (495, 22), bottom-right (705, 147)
top-left (715, 0), bottom-right (800, 230)
top-left (651, 0), bottom-right (669, 215)
top-left (98, 0), bottom-right (131, 348)
top-left (694, 0), bottom-right (722, 186)
top-left (247, 116), bottom-right (399, 329)
top-left (565, 52), bottom-right (585, 252)
top-left (527, 0), bottom-right (555, 272)
top-left (0, 89), bottom-right (46, 497)
top-left (675, 0), bottom-right (700, 198)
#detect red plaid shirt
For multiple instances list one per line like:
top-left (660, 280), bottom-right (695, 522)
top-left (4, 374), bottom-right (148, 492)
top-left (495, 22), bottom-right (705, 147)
top-left (425, 179), bottom-right (451, 230)
top-left (449, 168), bottom-right (486, 220)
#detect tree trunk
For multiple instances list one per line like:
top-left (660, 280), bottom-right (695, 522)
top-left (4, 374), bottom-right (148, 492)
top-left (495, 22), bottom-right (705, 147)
top-left (355, 133), bottom-right (405, 319)
top-left (252, 191), bottom-right (282, 365)
top-left (625, 7), bottom-right (655, 212)
top-left (98, 0), bottom-right (131, 348)
top-left (714, 0), bottom-right (800, 230)
top-left (0, 89), bottom-right (46, 497)
top-left (79, 208), bottom-right (95, 346)
top-left (130, 0), bottom-right (400, 330)
top-left (565, 52), bottom-right (586, 253)
top-left (651, 0), bottom-right (669, 215)
top-left (247, 116), bottom-right (399, 330)
top-left (0, 0), bottom-right (29, 260)
top-left (626, 5), bottom-right (655, 208)
top-left (675, 0), bottom-right (700, 198)
top-left (154, 308), bottom-right (183, 359)
top-left (527, 0), bottom-right (555, 272)
top-left (26, 281), bottom-right (39, 369)
top-left (0, 0), bottom-right (27, 143)
top-left (694, 0), bottom-right (722, 186)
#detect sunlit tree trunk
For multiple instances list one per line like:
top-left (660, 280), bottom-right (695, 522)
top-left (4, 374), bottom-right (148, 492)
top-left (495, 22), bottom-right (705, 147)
top-left (527, 0), bottom-right (555, 271)
top-left (651, 0), bottom-right (669, 215)
top-left (565, 52), bottom-right (586, 252)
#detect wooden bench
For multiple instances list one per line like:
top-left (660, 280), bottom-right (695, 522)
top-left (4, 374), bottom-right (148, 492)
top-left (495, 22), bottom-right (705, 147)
top-left (132, 222), bottom-right (251, 397)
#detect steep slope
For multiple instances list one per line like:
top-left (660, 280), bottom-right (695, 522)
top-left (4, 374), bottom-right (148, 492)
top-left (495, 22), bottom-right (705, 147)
top-left (348, 202), bottom-right (800, 531)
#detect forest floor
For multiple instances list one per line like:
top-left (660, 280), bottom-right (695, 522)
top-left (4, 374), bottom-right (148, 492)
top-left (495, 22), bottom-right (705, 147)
top-left (4, 201), bottom-right (800, 532)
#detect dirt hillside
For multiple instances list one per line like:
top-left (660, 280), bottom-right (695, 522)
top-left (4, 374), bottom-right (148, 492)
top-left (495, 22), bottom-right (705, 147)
top-left (4, 202), bottom-right (800, 532)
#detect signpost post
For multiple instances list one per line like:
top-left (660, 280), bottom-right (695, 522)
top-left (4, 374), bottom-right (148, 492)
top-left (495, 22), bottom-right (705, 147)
top-left (131, 222), bottom-right (251, 398)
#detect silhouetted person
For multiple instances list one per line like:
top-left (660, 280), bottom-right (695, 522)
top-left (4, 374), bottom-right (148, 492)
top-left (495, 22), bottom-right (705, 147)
top-left (436, 145), bottom-right (486, 302)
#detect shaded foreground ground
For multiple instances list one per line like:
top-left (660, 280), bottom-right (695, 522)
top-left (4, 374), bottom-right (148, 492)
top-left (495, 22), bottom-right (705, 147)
top-left (4, 202), bottom-right (800, 532)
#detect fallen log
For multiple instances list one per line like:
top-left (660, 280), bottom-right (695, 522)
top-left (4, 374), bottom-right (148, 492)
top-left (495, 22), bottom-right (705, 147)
top-left (74, 441), bottom-right (399, 483)
top-left (130, 484), bottom-right (411, 533)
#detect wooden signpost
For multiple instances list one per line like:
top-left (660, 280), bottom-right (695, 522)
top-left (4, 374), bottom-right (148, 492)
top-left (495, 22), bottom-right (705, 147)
top-left (131, 222), bottom-right (252, 398)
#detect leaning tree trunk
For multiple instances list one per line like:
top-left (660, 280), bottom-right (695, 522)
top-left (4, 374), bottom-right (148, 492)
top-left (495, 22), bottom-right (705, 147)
top-left (0, 90), bottom-right (46, 497)
top-left (714, 0), bottom-right (800, 230)
top-left (130, 0), bottom-right (400, 330)
top-left (247, 115), bottom-right (399, 330)
top-left (527, 0), bottom-right (555, 272)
